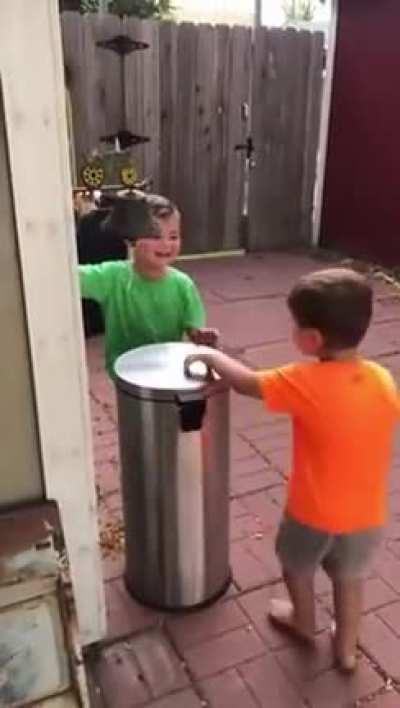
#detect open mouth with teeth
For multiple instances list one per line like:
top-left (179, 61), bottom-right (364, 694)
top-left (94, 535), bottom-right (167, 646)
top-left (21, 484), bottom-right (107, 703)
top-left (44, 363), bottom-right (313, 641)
top-left (154, 251), bottom-right (172, 258)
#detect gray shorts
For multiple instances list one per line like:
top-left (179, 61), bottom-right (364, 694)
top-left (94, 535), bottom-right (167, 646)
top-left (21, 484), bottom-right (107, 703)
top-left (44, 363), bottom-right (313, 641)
top-left (276, 515), bottom-right (382, 579)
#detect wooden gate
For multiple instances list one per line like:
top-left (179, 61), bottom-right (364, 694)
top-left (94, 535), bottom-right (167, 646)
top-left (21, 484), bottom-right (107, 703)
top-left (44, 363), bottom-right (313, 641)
top-left (249, 28), bottom-right (324, 249)
top-left (61, 13), bottom-right (324, 253)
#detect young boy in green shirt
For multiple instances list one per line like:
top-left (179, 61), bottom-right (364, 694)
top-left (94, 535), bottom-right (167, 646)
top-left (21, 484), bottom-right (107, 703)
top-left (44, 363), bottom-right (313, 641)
top-left (79, 193), bottom-right (217, 377)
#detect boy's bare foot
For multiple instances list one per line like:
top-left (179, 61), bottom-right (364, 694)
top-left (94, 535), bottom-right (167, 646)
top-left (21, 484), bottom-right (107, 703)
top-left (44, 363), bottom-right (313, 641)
top-left (330, 622), bottom-right (358, 673)
top-left (336, 654), bottom-right (357, 673)
top-left (268, 599), bottom-right (315, 645)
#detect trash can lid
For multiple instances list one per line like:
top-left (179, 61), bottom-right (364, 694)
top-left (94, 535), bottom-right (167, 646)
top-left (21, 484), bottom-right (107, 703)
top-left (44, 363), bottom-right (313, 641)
top-left (114, 342), bottom-right (212, 401)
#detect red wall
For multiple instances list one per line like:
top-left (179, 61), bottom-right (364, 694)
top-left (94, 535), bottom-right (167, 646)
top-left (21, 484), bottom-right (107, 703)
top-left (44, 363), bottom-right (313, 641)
top-left (320, 0), bottom-right (400, 266)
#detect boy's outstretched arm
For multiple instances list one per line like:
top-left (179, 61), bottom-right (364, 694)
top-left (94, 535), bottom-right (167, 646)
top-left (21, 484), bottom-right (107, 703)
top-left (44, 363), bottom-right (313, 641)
top-left (185, 349), bottom-right (261, 399)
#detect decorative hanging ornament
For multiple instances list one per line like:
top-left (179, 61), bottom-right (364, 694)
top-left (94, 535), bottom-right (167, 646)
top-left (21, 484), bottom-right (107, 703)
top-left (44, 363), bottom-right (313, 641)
top-left (81, 161), bottom-right (105, 189)
top-left (120, 164), bottom-right (138, 187)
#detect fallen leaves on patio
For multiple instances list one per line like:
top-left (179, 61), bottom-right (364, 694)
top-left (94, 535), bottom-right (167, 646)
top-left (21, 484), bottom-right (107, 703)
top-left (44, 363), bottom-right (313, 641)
top-left (99, 516), bottom-right (125, 558)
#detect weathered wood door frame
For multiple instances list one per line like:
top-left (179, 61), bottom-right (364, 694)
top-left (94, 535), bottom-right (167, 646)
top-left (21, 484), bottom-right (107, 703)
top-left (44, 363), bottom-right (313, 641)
top-left (312, 0), bottom-right (339, 247)
top-left (0, 0), bottom-right (106, 646)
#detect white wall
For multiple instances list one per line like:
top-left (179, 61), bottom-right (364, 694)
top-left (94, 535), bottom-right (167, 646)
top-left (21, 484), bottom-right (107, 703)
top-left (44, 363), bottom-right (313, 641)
top-left (174, 0), bottom-right (254, 25)
top-left (174, 0), bottom-right (331, 29)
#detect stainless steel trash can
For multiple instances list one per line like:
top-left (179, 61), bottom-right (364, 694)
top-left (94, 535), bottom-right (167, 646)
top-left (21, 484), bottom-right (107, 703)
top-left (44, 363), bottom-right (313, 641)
top-left (114, 342), bottom-right (231, 610)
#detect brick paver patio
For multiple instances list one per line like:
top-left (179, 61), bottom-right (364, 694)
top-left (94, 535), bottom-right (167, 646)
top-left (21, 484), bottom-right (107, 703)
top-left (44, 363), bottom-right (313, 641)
top-left (84, 253), bottom-right (400, 707)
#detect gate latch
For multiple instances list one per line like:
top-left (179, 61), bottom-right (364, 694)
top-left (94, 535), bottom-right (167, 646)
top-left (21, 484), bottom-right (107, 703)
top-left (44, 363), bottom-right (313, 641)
top-left (234, 136), bottom-right (255, 167)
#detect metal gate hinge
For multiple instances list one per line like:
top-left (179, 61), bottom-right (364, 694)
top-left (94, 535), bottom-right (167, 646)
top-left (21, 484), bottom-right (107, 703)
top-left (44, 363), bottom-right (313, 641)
top-left (97, 34), bottom-right (149, 56)
top-left (100, 130), bottom-right (150, 149)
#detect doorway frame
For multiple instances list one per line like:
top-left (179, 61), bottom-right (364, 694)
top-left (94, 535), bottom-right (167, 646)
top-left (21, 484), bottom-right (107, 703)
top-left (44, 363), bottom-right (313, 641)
top-left (0, 0), bottom-right (106, 645)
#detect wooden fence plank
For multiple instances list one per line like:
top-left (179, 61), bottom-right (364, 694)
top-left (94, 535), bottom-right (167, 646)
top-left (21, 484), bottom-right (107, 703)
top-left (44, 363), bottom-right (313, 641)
top-left (159, 21), bottom-right (178, 197)
top-left (61, 12), bottom-right (87, 173)
top-left (208, 24), bottom-right (230, 252)
top-left (301, 31), bottom-right (324, 242)
top-left (93, 14), bottom-right (125, 142)
top-left (61, 12), bottom-right (122, 177)
top-left (249, 27), bottom-right (296, 249)
top-left (249, 26), bottom-right (277, 250)
top-left (223, 25), bottom-right (251, 249)
top-left (282, 29), bottom-right (310, 246)
top-left (191, 24), bottom-right (215, 252)
top-left (124, 18), bottom-right (160, 188)
top-left (174, 23), bottom-right (198, 251)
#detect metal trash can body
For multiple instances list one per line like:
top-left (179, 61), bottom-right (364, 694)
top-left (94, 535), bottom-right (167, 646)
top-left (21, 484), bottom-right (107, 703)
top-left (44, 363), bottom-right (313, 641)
top-left (115, 342), bottom-right (230, 609)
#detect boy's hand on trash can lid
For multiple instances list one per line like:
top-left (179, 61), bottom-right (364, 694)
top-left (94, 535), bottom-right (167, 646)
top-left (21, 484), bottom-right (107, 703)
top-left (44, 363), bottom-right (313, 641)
top-left (188, 327), bottom-right (219, 348)
top-left (184, 349), bottom-right (213, 379)
top-left (185, 353), bottom-right (227, 397)
top-left (184, 348), bottom-right (225, 391)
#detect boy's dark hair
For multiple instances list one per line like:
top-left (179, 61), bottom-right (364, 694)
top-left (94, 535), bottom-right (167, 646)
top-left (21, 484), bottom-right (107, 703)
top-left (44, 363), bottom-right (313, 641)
top-left (287, 268), bottom-right (373, 350)
top-left (116, 190), bottom-right (176, 218)
top-left (100, 192), bottom-right (177, 243)
top-left (145, 193), bottom-right (177, 220)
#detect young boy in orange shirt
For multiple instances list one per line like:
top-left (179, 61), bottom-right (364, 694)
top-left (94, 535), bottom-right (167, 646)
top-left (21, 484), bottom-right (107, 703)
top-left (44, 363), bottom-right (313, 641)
top-left (185, 268), bottom-right (399, 672)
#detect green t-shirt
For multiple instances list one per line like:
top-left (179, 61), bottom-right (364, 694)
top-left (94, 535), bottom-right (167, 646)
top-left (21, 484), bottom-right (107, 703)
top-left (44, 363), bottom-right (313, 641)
top-left (79, 261), bottom-right (205, 377)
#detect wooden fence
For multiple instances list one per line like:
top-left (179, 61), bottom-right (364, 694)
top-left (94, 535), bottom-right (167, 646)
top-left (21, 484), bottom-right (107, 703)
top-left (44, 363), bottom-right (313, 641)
top-left (61, 13), bottom-right (324, 252)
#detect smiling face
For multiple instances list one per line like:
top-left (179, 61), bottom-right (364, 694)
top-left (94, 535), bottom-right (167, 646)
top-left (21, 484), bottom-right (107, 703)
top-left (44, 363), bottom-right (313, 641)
top-left (133, 210), bottom-right (181, 277)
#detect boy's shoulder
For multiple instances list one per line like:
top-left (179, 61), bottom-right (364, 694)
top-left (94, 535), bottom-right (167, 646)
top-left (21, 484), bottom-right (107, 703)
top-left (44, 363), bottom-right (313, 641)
top-left (166, 266), bottom-right (196, 287)
top-left (305, 359), bottom-right (397, 400)
top-left (102, 259), bottom-right (133, 280)
top-left (104, 259), bottom-right (130, 270)
top-left (358, 358), bottom-right (397, 388)
top-left (277, 358), bottom-right (396, 387)
top-left (90, 259), bottom-right (129, 275)
top-left (78, 259), bottom-right (130, 281)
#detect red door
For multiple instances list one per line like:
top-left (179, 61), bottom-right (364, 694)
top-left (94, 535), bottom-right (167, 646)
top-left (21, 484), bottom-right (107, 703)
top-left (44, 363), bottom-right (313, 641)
top-left (320, 0), bottom-right (400, 266)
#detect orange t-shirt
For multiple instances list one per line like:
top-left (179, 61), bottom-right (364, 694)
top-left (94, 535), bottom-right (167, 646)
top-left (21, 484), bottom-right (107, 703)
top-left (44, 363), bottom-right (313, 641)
top-left (258, 359), bottom-right (399, 533)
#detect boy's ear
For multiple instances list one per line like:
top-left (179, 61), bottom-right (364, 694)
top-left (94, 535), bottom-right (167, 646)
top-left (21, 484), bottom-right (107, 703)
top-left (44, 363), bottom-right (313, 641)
top-left (295, 327), bottom-right (324, 355)
top-left (307, 328), bottom-right (325, 352)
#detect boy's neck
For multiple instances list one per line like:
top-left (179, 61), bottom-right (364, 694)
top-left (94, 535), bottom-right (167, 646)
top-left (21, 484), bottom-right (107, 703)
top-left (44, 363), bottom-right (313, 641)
top-left (319, 347), bottom-right (359, 362)
top-left (133, 259), bottom-right (168, 281)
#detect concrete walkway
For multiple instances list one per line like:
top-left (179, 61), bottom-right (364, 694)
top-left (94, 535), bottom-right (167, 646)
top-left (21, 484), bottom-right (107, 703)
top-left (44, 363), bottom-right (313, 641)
top-left (85, 253), bottom-right (400, 708)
